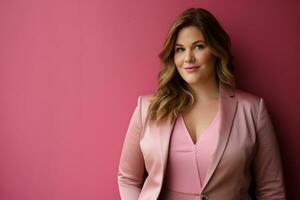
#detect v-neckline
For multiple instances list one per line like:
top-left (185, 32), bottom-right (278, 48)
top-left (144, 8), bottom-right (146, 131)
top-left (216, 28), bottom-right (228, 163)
top-left (180, 111), bottom-right (219, 145)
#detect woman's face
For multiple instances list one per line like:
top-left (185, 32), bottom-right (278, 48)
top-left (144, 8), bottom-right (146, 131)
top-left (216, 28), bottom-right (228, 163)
top-left (174, 26), bottom-right (216, 87)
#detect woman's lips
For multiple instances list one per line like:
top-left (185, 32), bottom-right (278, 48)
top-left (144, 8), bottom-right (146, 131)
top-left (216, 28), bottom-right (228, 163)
top-left (184, 66), bottom-right (200, 72)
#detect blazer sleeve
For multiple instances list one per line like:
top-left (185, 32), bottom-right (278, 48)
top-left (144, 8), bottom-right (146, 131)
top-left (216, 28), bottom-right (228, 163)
top-left (252, 98), bottom-right (286, 199)
top-left (117, 96), bottom-right (147, 200)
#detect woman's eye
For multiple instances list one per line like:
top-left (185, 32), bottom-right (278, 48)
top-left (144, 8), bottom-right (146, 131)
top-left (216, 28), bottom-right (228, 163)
top-left (175, 48), bottom-right (184, 53)
top-left (195, 44), bottom-right (205, 50)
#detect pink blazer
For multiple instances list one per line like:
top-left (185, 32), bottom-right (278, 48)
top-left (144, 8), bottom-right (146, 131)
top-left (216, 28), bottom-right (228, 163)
top-left (118, 85), bottom-right (286, 200)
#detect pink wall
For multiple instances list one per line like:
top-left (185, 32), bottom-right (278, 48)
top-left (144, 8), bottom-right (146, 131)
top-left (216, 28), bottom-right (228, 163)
top-left (0, 0), bottom-right (299, 199)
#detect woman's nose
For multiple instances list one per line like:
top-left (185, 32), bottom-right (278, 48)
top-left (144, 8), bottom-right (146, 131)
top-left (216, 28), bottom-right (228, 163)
top-left (184, 50), bottom-right (195, 63)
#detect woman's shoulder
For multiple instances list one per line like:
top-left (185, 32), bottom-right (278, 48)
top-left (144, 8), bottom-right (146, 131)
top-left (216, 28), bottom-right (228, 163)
top-left (135, 93), bottom-right (155, 111)
top-left (139, 93), bottom-right (155, 103)
top-left (234, 88), bottom-right (263, 108)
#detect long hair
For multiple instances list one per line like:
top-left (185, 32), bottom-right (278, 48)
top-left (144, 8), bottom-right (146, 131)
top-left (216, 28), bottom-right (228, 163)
top-left (148, 7), bottom-right (235, 126)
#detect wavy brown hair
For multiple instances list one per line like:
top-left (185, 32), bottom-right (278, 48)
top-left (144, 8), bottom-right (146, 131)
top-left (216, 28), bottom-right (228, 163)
top-left (147, 7), bottom-right (235, 126)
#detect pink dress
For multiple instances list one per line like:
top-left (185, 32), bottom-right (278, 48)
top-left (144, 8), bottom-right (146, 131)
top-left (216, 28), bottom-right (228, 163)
top-left (160, 110), bottom-right (220, 200)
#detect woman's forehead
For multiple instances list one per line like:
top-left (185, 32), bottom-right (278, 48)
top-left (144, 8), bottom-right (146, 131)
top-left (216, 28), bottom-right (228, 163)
top-left (176, 26), bottom-right (205, 45)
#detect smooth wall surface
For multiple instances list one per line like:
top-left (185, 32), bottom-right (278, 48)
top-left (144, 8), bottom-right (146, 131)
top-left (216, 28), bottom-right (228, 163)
top-left (0, 0), bottom-right (299, 199)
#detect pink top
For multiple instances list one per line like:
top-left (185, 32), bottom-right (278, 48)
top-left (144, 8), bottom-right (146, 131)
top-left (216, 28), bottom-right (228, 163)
top-left (162, 110), bottom-right (220, 195)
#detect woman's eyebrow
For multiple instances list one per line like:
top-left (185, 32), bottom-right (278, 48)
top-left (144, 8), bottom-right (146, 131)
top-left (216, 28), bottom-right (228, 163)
top-left (175, 40), bottom-right (205, 46)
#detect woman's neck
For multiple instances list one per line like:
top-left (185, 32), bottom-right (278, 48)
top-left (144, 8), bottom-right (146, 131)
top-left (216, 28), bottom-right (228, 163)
top-left (189, 79), bottom-right (219, 103)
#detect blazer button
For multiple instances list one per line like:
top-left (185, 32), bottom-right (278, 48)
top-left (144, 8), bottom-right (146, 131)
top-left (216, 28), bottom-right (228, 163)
top-left (200, 193), bottom-right (208, 200)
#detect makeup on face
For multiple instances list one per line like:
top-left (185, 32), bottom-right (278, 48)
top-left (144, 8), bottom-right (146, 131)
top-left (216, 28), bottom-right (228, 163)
top-left (184, 66), bottom-right (200, 72)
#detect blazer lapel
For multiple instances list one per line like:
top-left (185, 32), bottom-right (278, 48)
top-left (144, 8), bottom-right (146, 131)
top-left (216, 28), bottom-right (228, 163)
top-left (201, 85), bottom-right (237, 191)
top-left (158, 118), bottom-right (175, 184)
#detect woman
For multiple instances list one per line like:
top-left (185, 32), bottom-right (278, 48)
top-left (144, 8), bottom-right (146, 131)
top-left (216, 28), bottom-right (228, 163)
top-left (118, 7), bottom-right (286, 200)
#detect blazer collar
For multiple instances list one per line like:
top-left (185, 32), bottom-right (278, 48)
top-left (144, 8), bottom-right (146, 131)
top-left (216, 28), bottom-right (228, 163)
top-left (158, 84), bottom-right (238, 192)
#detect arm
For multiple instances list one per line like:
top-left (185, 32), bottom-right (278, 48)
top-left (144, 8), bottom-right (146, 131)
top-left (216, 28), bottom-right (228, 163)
top-left (118, 96), bottom-right (147, 200)
top-left (253, 98), bottom-right (286, 199)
